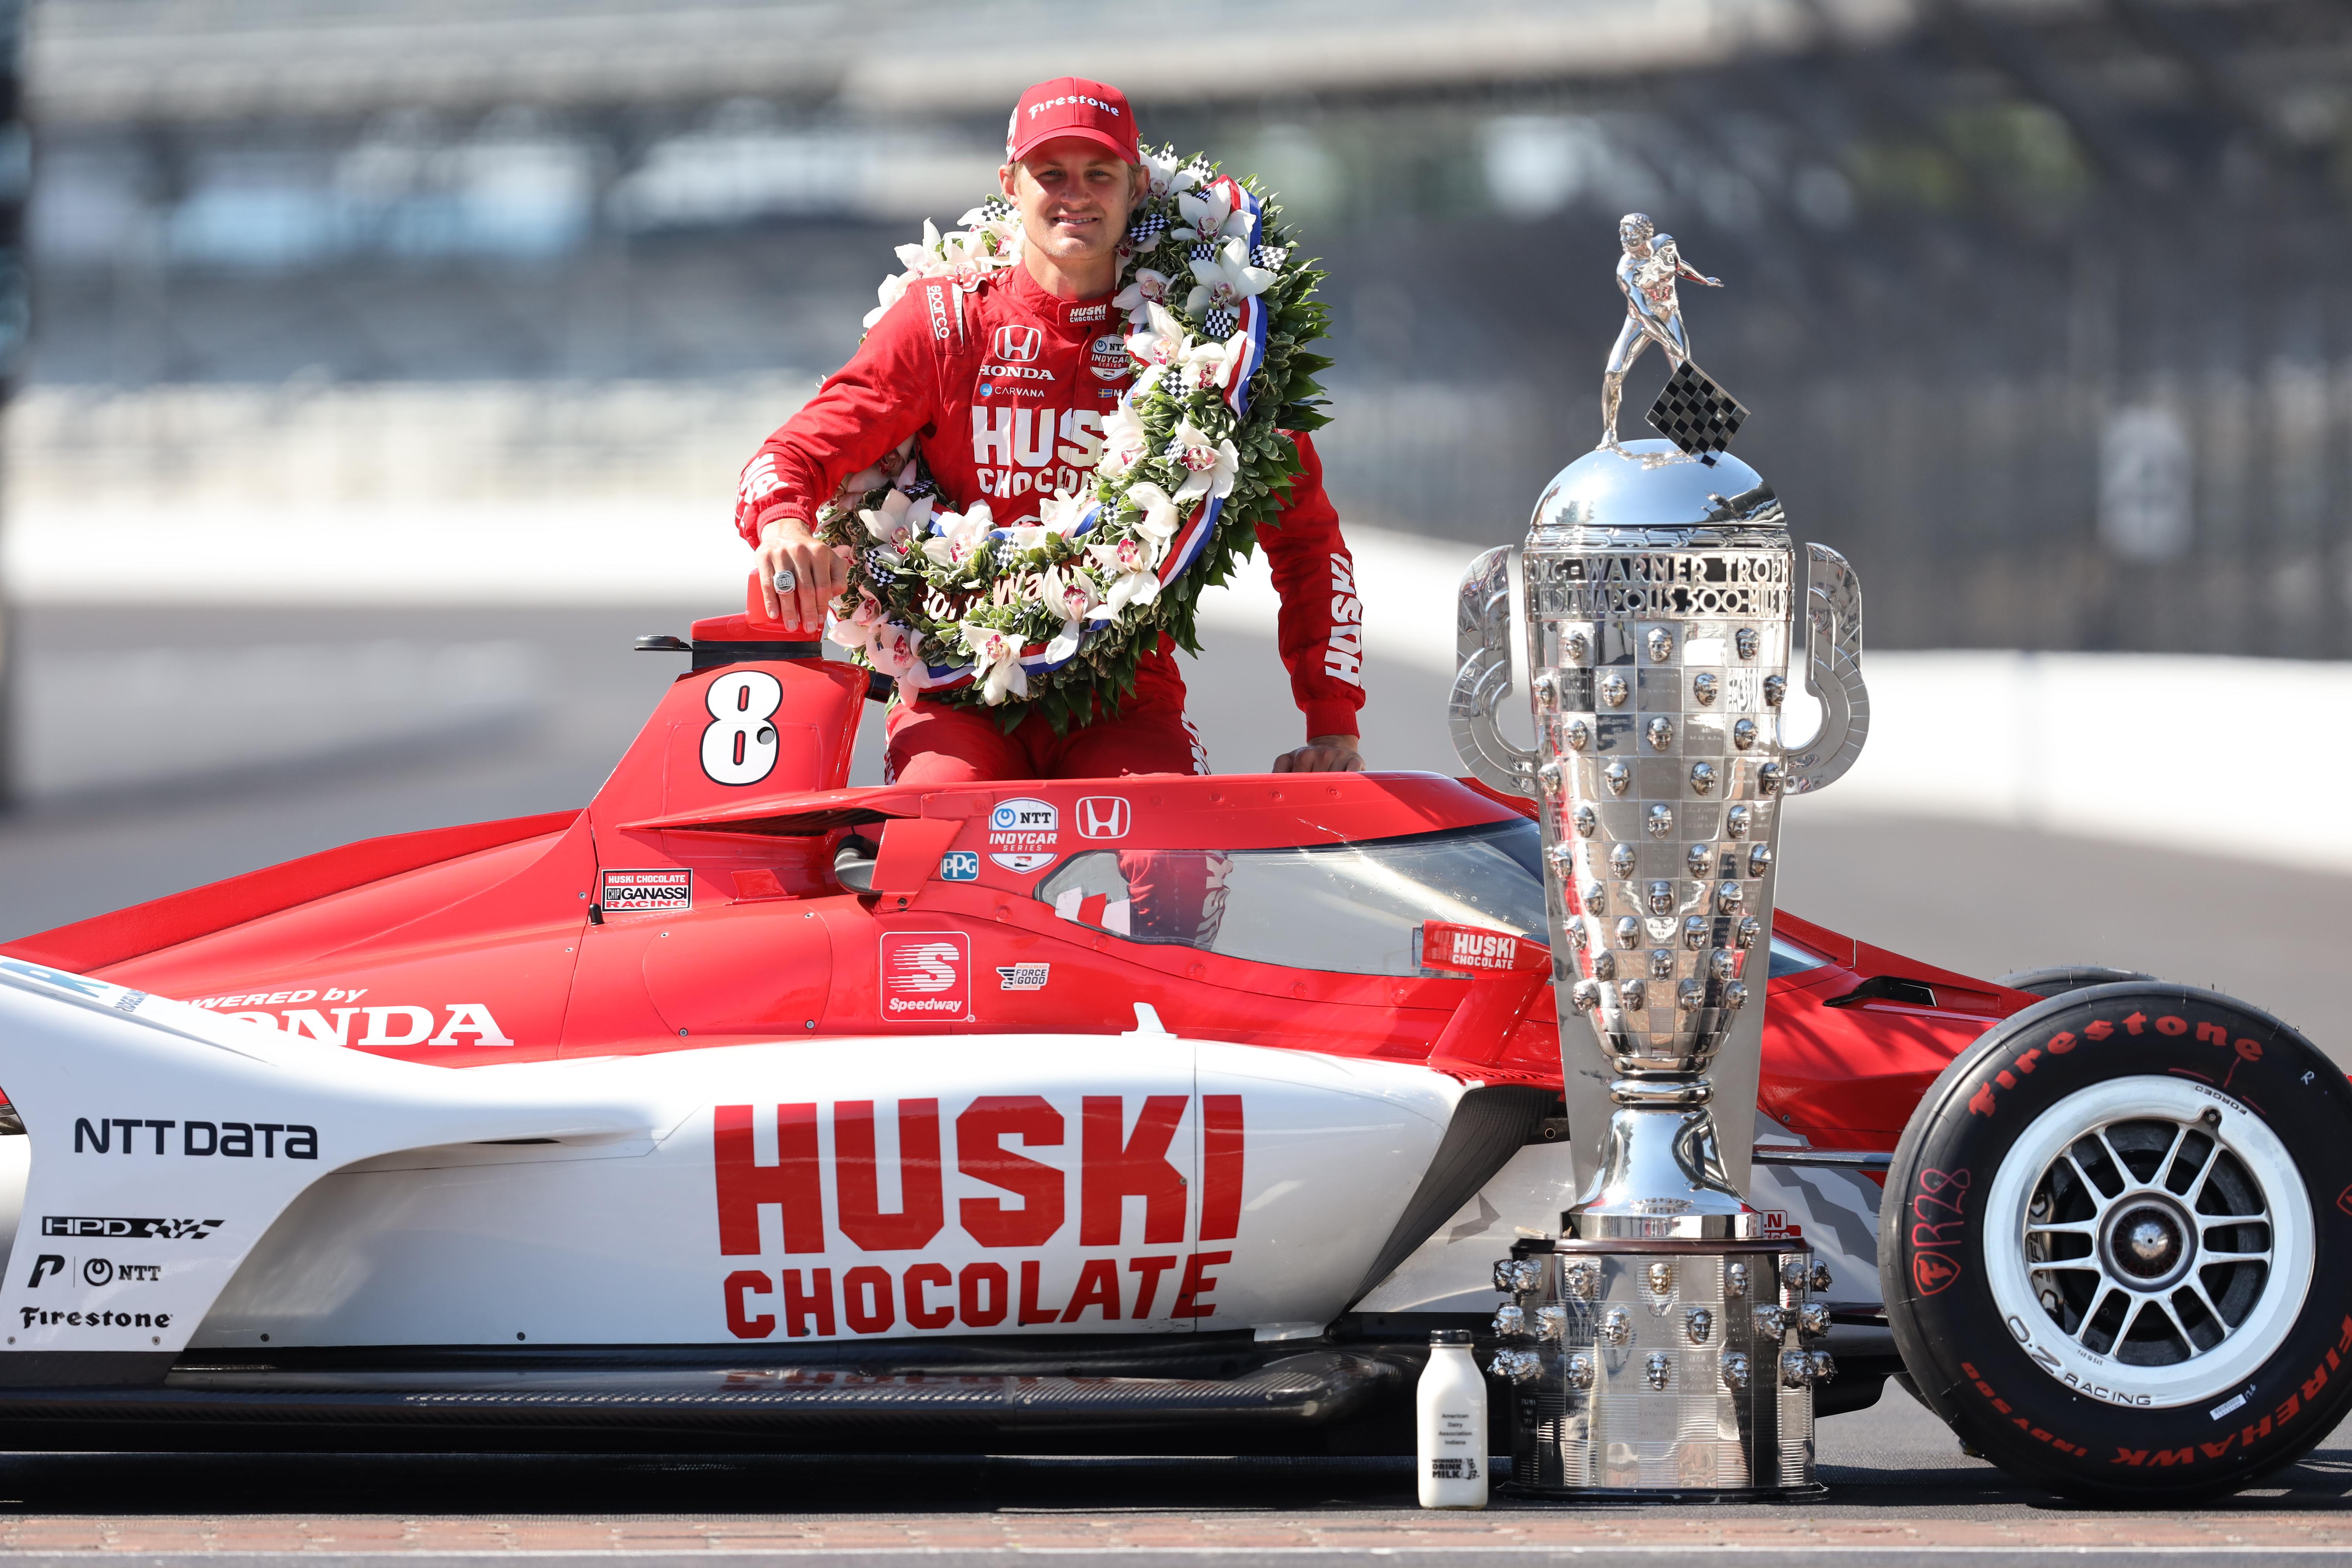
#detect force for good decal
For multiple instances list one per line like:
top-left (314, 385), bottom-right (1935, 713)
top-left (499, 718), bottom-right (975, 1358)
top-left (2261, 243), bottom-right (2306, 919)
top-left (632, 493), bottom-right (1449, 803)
top-left (997, 963), bottom-right (1050, 992)
top-left (878, 932), bottom-right (972, 1021)
top-left (602, 868), bottom-right (693, 914)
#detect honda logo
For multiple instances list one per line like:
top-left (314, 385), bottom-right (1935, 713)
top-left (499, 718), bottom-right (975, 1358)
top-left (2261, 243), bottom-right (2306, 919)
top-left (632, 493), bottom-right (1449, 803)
top-left (992, 325), bottom-right (1043, 363)
top-left (1076, 796), bottom-right (1130, 839)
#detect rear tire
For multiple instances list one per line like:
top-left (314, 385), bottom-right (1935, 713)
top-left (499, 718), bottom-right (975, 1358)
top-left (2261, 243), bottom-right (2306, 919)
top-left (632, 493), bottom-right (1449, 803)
top-left (1882, 983), bottom-right (2352, 1504)
top-left (1997, 966), bottom-right (2155, 999)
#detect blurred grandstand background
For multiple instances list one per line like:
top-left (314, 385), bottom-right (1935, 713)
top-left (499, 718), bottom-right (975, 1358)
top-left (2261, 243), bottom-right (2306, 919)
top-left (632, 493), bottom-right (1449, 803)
top-left (19, 0), bottom-right (2352, 655)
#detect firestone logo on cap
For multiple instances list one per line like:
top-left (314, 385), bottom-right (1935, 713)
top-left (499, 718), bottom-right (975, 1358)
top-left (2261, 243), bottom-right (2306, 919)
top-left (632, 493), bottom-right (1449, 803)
top-left (1006, 77), bottom-right (1138, 164)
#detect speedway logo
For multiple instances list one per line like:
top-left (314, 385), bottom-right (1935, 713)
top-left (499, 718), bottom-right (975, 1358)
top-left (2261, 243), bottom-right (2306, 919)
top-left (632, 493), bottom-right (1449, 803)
top-left (601, 868), bottom-right (693, 914)
top-left (879, 932), bottom-right (972, 1020)
top-left (41, 1216), bottom-right (221, 1240)
top-left (73, 1118), bottom-right (318, 1158)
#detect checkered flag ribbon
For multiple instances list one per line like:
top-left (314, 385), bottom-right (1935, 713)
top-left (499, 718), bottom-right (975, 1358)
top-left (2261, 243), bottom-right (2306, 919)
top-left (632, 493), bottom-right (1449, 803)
top-left (972, 197), bottom-right (1013, 223)
top-left (1250, 244), bottom-right (1288, 270)
top-left (1129, 211), bottom-right (1170, 247)
top-left (1202, 306), bottom-right (1238, 339)
top-left (1647, 361), bottom-right (1748, 460)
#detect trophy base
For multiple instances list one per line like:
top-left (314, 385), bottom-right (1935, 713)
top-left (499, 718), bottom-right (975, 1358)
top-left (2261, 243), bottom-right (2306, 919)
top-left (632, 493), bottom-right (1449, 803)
top-left (1492, 1236), bottom-right (1831, 1498)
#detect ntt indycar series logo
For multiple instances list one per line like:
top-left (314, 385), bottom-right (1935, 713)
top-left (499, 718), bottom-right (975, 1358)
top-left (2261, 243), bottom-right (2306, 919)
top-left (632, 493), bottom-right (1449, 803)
top-left (879, 932), bottom-right (972, 1021)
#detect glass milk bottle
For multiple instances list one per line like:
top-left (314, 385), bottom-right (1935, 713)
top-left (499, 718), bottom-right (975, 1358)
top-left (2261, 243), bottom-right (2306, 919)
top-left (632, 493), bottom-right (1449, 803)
top-left (1416, 1328), bottom-right (1490, 1508)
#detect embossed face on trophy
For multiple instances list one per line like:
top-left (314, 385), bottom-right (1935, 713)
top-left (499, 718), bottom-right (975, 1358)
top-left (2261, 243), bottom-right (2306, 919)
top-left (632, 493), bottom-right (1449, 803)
top-left (1447, 221), bottom-right (1872, 1498)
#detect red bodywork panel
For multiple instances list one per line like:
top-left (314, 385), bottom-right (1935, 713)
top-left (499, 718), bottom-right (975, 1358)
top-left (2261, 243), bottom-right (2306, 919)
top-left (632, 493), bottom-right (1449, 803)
top-left (3, 648), bottom-right (2037, 1158)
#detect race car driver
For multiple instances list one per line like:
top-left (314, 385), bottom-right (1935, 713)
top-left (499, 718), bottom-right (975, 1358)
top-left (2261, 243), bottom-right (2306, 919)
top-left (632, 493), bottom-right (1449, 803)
top-left (735, 76), bottom-right (1365, 786)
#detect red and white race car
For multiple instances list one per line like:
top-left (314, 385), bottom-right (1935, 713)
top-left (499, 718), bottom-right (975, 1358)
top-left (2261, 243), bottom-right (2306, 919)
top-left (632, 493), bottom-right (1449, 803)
top-left (0, 598), bottom-right (2342, 1505)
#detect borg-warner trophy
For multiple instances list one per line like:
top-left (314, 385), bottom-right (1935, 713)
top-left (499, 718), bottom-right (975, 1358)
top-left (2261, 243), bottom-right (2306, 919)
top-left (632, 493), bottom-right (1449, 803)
top-left (1451, 215), bottom-right (1869, 1498)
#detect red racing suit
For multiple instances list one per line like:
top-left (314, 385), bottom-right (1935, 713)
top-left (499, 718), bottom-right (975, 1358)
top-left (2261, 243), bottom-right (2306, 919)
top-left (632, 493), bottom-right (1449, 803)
top-left (734, 263), bottom-right (1364, 782)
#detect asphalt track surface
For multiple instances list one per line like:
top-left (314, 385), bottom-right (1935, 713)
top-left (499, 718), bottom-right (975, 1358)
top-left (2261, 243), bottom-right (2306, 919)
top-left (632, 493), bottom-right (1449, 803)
top-left (0, 602), bottom-right (2346, 1557)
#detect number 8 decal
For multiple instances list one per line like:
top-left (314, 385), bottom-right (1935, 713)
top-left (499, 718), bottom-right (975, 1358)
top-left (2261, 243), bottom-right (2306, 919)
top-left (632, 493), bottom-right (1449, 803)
top-left (701, 670), bottom-right (783, 786)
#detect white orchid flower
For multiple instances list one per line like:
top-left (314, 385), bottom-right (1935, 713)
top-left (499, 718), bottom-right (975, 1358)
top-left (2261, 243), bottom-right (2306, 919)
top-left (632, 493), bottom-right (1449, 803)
top-left (893, 219), bottom-right (945, 275)
top-left (1036, 565), bottom-right (1098, 625)
top-left (1124, 300), bottom-right (1188, 370)
top-left (920, 501), bottom-right (996, 571)
top-left (1169, 420), bottom-right (1240, 504)
top-left (959, 621), bottom-right (1029, 705)
top-left (1119, 482), bottom-right (1185, 560)
top-left (1043, 620), bottom-right (1086, 664)
top-left (864, 271), bottom-right (911, 329)
top-left (1176, 329), bottom-right (1253, 394)
top-left (828, 614), bottom-right (875, 657)
top-left (1086, 538), bottom-right (1163, 619)
top-left (1143, 147), bottom-right (1201, 202)
top-left (1098, 404), bottom-right (1151, 479)
top-left (1034, 490), bottom-right (1092, 535)
top-left (1111, 268), bottom-right (1175, 323)
top-left (867, 622), bottom-right (920, 678)
top-left (1176, 181), bottom-right (1254, 243)
top-left (859, 487), bottom-right (918, 544)
top-left (1185, 237), bottom-right (1276, 318)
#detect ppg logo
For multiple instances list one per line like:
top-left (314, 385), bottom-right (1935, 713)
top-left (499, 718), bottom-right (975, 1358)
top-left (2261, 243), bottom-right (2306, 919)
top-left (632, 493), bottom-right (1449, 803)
top-left (939, 851), bottom-right (979, 882)
top-left (992, 325), bottom-right (1043, 363)
top-left (1076, 796), bottom-right (1131, 839)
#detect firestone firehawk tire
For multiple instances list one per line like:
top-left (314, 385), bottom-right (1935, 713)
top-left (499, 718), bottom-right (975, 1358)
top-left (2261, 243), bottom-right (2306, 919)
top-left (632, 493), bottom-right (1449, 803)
top-left (1882, 982), bottom-right (2352, 1504)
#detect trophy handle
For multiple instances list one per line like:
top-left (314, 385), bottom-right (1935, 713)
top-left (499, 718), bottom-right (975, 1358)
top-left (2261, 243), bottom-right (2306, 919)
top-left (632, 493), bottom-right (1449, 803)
top-left (1779, 543), bottom-right (1869, 794)
top-left (1449, 545), bottom-right (1539, 797)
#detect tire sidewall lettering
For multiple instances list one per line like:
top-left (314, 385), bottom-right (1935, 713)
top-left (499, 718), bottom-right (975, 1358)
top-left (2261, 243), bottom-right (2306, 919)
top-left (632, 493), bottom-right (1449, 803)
top-left (1883, 985), bottom-right (2352, 1499)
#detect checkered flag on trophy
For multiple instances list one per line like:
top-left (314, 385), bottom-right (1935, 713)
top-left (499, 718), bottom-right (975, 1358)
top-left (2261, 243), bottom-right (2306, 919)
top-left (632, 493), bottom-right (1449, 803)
top-left (1647, 361), bottom-right (1748, 461)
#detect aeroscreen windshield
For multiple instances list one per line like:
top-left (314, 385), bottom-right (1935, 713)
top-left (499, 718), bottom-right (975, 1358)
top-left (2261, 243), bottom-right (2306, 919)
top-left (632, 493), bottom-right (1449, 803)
top-left (1034, 820), bottom-right (1549, 977)
top-left (1033, 816), bottom-right (1835, 983)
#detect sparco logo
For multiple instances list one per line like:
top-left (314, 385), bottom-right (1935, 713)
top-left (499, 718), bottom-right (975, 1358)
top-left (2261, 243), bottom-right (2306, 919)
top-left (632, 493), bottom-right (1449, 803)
top-left (878, 931), bottom-right (972, 1020)
top-left (992, 325), bottom-right (1043, 363)
top-left (42, 1216), bottom-right (222, 1240)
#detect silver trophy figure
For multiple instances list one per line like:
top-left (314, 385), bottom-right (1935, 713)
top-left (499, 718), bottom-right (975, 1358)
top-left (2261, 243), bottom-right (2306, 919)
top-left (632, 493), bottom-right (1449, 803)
top-left (1452, 234), bottom-right (1868, 1497)
top-left (1600, 213), bottom-right (1720, 453)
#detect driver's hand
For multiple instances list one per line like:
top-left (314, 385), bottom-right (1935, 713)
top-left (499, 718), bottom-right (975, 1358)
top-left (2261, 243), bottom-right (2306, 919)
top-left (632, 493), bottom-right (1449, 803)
top-left (754, 510), bottom-right (848, 630)
top-left (1273, 735), bottom-right (1364, 773)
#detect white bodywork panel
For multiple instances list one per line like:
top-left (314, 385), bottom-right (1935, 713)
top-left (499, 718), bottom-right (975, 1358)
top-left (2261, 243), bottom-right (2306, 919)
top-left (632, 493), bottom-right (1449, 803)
top-left (0, 962), bottom-right (1460, 1357)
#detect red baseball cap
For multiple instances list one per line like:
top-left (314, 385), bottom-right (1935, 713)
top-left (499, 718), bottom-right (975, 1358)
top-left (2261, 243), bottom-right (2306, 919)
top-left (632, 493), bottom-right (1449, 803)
top-left (1005, 77), bottom-right (1138, 165)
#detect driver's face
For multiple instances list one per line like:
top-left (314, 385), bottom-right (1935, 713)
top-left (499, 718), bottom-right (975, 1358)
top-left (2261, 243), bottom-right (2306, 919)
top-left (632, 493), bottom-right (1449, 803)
top-left (1001, 139), bottom-right (1143, 268)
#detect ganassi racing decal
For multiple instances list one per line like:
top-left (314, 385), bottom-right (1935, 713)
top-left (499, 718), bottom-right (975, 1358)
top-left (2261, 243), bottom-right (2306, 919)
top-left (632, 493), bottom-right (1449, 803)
top-left (711, 1092), bottom-right (1245, 1341)
top-left (601, 868), bottom-right (692, 915)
